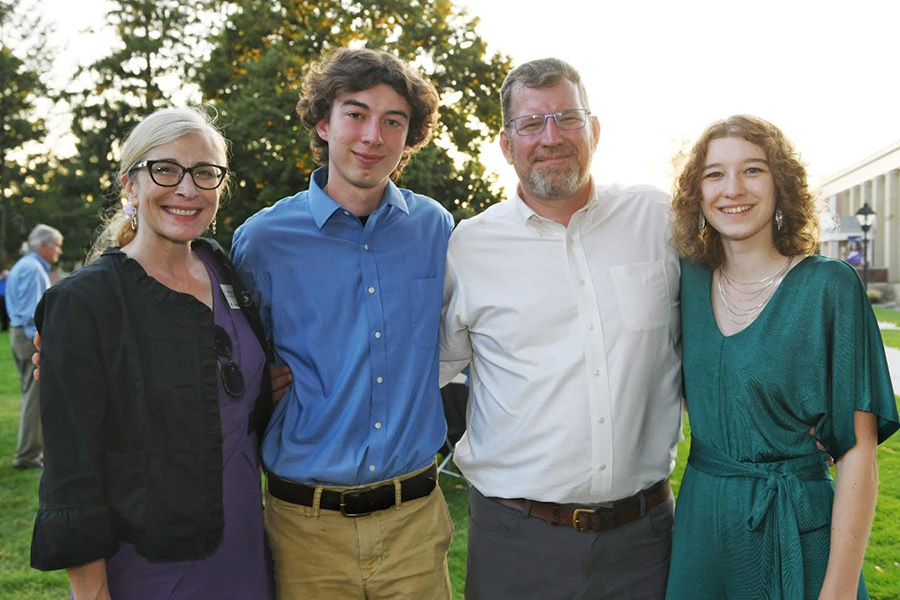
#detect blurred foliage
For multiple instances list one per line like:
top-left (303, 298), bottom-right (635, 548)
top-left (6, 0), bottom-right (510, 262)
top-left (43, 0), bottom-right (220, 262)
top-left (0, 0), bottom-right (52, 266)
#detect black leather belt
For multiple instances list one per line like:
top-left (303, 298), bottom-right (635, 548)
top-left (266, 463), bottom-right (437, 517)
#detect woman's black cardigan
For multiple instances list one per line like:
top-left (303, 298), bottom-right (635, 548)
top-left (30, 239), bottom-right (272, 570)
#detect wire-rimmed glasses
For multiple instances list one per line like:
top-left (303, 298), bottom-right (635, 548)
top-left (505, 109), bottom-right (591, 136)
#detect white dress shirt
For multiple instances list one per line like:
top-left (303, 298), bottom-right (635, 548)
top-left (439, 181), bottom-right (683, 504)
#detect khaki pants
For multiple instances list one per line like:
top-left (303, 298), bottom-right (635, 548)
top-left (265, 466), bottom-right (453, 600)
top-left (11, 327), bottom-right (41, 465)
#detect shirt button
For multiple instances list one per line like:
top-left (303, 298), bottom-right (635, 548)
top-left (599, 417), bottom-right (605, 424)
top-left (579, 279), bottom-right (586, 286)
top-left (587, 324), bottom-right (595, 331)
top-left (343, 210), bottom-right (351, 216)
top-left (375, 422), bottom-right (382, 429)
top-left (376, 376), bottom-right (384, 384)
top-left (368, 286), bottom-right (376, 294)
top-left (369, 465), bottom-right (376, 472)
top-left (593, 369), bottom-right (601, 377)
top-left (374, 331), bottom-right (382, 339)
top-left (363, 244), bottom-right (369, 251)
top-left (600, 464), bottom-right (607, 471)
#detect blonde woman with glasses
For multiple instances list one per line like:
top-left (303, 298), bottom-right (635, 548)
top-left (30, 108), bottom-right (274, 600)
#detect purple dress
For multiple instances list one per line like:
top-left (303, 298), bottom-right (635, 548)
top-left (102, 251), bottom-right (273, 599)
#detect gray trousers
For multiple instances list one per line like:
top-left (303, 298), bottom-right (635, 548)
top-left (11, 327), bottom-right (42, 465)
top-left (465, 486), bottom-right (673, 600)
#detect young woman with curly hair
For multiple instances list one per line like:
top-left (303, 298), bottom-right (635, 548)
top-left (666, 114), bottom-right (898, 599)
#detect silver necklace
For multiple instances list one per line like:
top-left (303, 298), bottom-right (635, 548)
top-left (716, 255), bottom-right (794, 325)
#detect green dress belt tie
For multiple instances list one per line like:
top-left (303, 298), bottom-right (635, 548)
top-left (687, 437), bottom-right (832, 600)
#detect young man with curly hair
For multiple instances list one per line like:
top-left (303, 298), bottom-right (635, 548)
top-left (232, 48), bottom-right (454, 599)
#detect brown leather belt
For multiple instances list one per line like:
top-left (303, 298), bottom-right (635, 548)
top-left (489, 479), bottom-right (671, 532)
top-left (266, 463), bottom-right (437, 517)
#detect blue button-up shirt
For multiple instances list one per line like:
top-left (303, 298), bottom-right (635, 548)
top-left (232, 168), bottom-right (454, 486)
top-left (6, 252), bottom-right (52, 339)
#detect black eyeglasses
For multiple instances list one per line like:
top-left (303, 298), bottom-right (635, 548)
top-left (504, 109), bottom-right (591, 136)
top-left (130, 160), bottom-right (228, 190)
top-left (214, 325), bottom-right (246, 398)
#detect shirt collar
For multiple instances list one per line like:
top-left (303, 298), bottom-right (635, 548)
top-left (512, 178), bottom-right (600, 234)
top-left (29, 251), bottom-right (51, 272)
top-left (308, 167), bottom-right (410, 230)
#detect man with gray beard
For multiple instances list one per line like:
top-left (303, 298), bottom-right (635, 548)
top-left (439, 58), bottom-right (683, 598)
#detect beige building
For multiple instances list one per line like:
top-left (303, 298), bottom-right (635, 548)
top-left (819, 140), bottom-right (900, 283)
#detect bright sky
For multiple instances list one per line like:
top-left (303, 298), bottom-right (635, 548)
top-left (37, 0), bottom-right (900, 194)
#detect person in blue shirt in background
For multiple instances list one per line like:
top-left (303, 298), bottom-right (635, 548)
top-left (231, 47), bottom-right (454, 600)
top-left (7, 224), bottom-right (63, 469)
top-left (0, 269), bottom-right (10, 332)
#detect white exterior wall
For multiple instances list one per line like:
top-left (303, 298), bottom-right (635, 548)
top-left (819, 141), bottom-right (900, 282)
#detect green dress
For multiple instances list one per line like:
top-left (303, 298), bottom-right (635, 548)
top-left (666, 255), bottom-right (900, 600)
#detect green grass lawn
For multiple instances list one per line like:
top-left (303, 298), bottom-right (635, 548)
top-left (874, 307), bottom-right (900, 326)
top-left (0, 331), bottom-right (69, 599)
top-left (3, 320), bottom-right (900, 599)
top-left (874, 307), bottom-right (900, 350)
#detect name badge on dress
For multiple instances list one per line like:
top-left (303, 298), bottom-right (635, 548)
top-left (220, 284), bottom-right (241, 310)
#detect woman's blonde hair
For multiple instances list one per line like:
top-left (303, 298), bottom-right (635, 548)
top-left (670, 114), bottom-right (819, 269)
top-left (89, 107), bottom-right (230, 262)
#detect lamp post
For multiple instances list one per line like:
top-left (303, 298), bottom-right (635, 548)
top-left (855, 203), bottom-right (876, 289)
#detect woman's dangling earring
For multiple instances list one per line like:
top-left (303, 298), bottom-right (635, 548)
top-left (698, 212), bottom-right (707, 233)
top-left (211, 218), bottom-right (217, 234)
top-left (124, 202), bottom-right (138, 231)
top-left (775, 208), bottom-right (783, 232)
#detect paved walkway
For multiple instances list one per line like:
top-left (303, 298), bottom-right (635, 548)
top-left (879, 322), bottom-right (900, 393)
top-left (885, 346), bottom-right (900, 394)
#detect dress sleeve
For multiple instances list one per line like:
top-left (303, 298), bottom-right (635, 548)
top-left (816, 262), bottom-right (900, 459)
top-left (30, 283), bottom-right (118, 571)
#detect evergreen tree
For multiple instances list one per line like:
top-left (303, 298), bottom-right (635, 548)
top-left (0, 0), bottom-right (52, 265)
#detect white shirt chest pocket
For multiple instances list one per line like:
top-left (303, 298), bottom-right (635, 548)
top-left (610, 261), bottom-right (670, 331)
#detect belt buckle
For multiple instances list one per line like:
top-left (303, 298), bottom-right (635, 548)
top-left (572, 507), bottom-right (615, 532)
top-left (339, 486), bottom-right (375, 517)
top-left (572, 507), bottom-right (596, 532)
